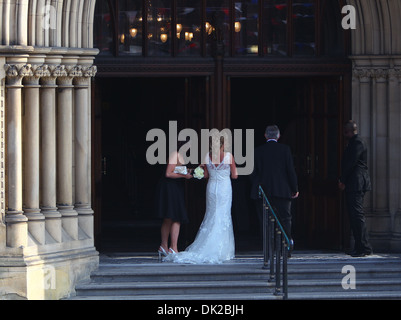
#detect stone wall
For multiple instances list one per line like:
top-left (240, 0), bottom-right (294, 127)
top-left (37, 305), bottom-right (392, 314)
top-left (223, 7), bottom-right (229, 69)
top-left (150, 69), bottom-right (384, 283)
top-left (348, 0), bottom-right (401, 251)
top-left (0, 0), bottom-right (99, 300)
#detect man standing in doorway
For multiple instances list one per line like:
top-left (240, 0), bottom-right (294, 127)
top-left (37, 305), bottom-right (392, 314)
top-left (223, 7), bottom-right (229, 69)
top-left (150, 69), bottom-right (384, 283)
top-left (251, 125), bottom-right (299, 241)
top-left (339, 120), bottom-right (373, 257)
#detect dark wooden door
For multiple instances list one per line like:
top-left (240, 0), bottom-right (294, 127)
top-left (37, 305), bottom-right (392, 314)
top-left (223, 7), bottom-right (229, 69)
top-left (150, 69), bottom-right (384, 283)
top-left (181, 77), bottom-right (211, 246)
top-left (92, 76), bottom-right (211, 250)
top-left (293, 77), bottom-right (345, 250)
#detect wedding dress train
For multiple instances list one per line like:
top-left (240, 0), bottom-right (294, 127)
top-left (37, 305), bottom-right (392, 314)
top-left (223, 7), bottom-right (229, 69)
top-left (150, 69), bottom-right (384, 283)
top-left (164, 152), bottom-right (235, 264)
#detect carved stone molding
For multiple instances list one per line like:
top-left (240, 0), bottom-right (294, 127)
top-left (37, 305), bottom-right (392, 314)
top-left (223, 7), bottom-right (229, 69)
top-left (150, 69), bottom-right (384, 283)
top-left (23, 65), bottom-right (48, 86)
top-left (352, 67), bottom-right (401, 83)
top-left (73, 66), bottom-right (97, 87)
top-left (82, 65), bottom-right (98, 78)
top-left (371, 68), bottom-right (388, 82)
top-left (353, 68), bottom-right (372, 82)
top-left (3, 64), bottom-right (97, 86)
top-left (4, 64), bottom-right (31, 86)
top-left (388, 68), bottom-right (401, 82)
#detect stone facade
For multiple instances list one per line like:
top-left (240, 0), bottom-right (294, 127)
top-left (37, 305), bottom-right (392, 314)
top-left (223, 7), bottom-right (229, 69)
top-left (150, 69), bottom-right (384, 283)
top-left (0, 0), bottom-right (400, 300)
top-left (349, 0), bottom-right (401, 252)
top-left (0, 0), bottom-right (98, 300)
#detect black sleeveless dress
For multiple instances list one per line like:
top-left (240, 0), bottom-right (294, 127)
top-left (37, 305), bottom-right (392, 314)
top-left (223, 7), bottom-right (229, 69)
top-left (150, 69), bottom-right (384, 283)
top-left (154, 173), bottom-right (189, 224)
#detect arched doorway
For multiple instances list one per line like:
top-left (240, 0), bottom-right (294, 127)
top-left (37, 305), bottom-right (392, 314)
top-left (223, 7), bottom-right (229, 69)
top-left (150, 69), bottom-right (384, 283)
top-left (92, 0), bottom-right (352, 252)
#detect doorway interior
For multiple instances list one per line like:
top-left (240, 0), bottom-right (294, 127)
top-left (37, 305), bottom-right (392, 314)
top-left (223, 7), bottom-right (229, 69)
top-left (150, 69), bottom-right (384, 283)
top-left (94, 77), bottom-right (189, 252)
top-left (93, 75), bottom-right (348, 253)
top-left (230, 77), bottom-right (347, 251)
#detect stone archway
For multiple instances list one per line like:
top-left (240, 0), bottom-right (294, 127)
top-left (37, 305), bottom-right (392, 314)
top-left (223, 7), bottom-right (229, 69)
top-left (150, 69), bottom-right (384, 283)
top-left (348, 0), bottom-right (401, 55)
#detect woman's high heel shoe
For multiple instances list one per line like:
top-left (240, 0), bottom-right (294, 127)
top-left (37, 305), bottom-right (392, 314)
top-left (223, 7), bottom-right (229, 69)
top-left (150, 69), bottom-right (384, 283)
top-left (158, 246), bottom-right (168, 262)
top-left (169, 248), bottom-right (177, 254)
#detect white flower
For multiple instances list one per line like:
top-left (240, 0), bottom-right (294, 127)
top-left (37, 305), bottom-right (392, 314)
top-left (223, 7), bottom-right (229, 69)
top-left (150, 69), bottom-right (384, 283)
top-left (193, 166), bottom-right (204, 179)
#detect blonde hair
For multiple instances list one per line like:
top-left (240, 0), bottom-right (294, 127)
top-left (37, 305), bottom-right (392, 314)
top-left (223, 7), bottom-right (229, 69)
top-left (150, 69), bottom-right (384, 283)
top-left (209, 135), bottom-right (225, 152)
top-left (208, 130), bottom-right (231, 164)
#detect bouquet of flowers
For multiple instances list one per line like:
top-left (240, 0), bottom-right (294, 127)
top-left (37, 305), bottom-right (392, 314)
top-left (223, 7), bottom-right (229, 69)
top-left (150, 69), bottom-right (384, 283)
top-left (193, 166), bottom-right (204, 179)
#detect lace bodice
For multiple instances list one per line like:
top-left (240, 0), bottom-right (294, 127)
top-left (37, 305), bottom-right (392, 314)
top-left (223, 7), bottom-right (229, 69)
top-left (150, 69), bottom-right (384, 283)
top-left (206, 152), bottom-right (232, 180)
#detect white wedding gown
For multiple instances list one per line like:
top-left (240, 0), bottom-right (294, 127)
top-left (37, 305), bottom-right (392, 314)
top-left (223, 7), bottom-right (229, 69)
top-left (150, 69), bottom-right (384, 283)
top-left (164, 152), bottom-right (235, 264)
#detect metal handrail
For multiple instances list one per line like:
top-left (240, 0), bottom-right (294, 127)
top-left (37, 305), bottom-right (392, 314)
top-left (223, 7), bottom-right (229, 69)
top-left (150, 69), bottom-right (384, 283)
top-left (259, 185), bottom-right (293, 300)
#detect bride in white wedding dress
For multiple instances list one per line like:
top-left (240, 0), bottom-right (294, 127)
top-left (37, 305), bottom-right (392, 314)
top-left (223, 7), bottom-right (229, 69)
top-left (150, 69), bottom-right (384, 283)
top-left (164, 137), bottom-right (238, 264)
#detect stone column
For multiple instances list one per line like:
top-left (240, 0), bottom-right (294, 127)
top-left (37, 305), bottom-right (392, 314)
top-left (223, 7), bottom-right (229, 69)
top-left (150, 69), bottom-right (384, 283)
top-left (4, 64), bottom-right (29, 248)
top-left (355, 68), bottom-right (372, 207)
top-left (23, 65), bottom-right (46, 245)
top-left (40, 66), bottom-right (62, 243)
top-left (57, 67), bottom-right (78, 240)
top-left (370, 68), bottom-right (392, 245)
top-left (351, 69), bottom-right (361, 126)
top-left (372, 69), bottom-right (388, 211)
top-left (388, 68), bottom-right (400, 216)
top-left (398, 68), bottom-right (401, 218)
top-left (74, 66), bottom-right (96, 238)
top-left (392, 67), bottom-right (401, 251)
top-left (353, 59), bottom-right (399, 251)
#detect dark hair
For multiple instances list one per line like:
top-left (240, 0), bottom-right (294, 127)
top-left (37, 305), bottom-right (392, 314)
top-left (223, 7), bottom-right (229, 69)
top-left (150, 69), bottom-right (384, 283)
top-left (344, 120), bottom-right (358, 133)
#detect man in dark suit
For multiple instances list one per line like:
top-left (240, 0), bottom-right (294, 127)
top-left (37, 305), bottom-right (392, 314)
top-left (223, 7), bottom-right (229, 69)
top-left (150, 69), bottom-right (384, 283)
top-left (251, 125), bottom-right (299, 240)
top-left (339, 121), bottom-right (373, 257)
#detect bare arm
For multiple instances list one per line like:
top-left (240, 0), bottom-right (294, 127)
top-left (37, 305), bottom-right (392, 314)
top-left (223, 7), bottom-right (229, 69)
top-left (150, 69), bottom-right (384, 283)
top-left (201, 164), bottom-right (209, 179)
top-left (165, 151), bottom-right (192, 179)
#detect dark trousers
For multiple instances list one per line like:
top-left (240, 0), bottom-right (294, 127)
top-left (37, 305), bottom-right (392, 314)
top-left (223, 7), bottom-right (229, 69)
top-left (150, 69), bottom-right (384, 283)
top-left (345, 191), bottom-right (372, 253)
top-left (255, 197), bottom-right (292, 240)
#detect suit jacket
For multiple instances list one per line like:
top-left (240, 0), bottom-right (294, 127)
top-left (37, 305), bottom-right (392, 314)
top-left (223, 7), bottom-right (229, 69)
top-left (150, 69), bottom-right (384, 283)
top-left (250, 141), bottom-right (298, 200)
top-left (340, 134), bottom-right (371, 192)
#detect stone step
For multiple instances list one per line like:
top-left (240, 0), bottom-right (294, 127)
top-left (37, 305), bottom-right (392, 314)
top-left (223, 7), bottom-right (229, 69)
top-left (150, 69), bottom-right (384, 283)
top-left (91, 264), bottom-right (401, 282)
top-left (68, 292), bottom-right (280, 300)
top-left (69, 290), bottom-right (401, 300)
top-left (289, 291), bottom-right (401, 300)
top-left (75, 277), bottom-right (401, 296)
top-left (288, 278), bottom-right (401, 292)
top-left (75, 280), bottom-right (275, 296)
top-left (90, 265), bottom-right (271, 282)
top-left (71, 252), bottom-right (401, 300)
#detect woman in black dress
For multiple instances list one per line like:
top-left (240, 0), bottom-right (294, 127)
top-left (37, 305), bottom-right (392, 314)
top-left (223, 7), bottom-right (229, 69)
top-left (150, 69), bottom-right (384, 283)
top-left (155, 145), bottom-right (192, 259)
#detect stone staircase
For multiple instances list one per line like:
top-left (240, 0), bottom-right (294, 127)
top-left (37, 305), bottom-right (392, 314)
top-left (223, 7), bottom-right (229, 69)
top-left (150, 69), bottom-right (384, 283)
top-left (68, 252), bottom-right (401, 300)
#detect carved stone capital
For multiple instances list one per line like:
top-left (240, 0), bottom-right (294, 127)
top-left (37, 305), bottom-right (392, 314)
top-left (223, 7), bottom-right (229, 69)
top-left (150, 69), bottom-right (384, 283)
top-left (23, 65), bottom-right (48, 86)
top-left (82, 65), bottom-right (97, 78)
top-left (353, 68), bottom-right (388, 82)
top-left (4, 64), bottom-right (31, 87)
top-left (37, 64), bottom-right (56, 87)
top-left (73, 66), bottom-right (96, 87)
top-left (4, 63), bottom-right (98, 87)
top-left (57, 66), bottom-right (75, 87)
top-left (68, 65), bottom-right (83, 77)
top-left (353, 68), bottom-right (371, 83)
top-left (371, 68), bottom-right (388, 82)
top-left (52, 65), bottom-right (68, 78)
top-left (388, 68), bottom-right (401, 82)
